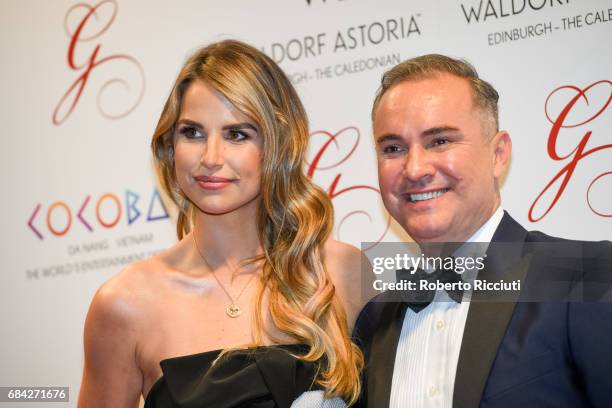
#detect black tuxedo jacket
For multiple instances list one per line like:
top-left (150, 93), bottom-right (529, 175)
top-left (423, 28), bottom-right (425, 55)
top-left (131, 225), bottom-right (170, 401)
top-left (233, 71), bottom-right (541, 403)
top-left (353, 212), bottom-right (612, 407)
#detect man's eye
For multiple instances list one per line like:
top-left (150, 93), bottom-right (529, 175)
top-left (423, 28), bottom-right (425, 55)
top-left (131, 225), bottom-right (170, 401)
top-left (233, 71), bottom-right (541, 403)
top-left (382, 145), bottom-right (405, 154)
top-left (227, 130), bottom-right (248, 142)
top-left (178, 126), bottom-right (202, 139)
top-left (431, 138), bottom-right (449, 147)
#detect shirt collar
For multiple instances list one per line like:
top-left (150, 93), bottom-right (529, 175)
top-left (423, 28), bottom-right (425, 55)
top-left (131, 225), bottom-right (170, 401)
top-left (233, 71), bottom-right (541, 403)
top-left (466, 206), bottom-right (504, 244)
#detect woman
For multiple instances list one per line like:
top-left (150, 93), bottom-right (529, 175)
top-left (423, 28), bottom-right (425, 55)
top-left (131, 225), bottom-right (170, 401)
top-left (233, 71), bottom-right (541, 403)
top-left (78, 40), bottom-right (364, 407)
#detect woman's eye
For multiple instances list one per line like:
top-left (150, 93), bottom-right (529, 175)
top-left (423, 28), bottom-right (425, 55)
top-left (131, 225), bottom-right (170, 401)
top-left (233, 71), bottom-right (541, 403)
top-left (227, 129), bottom-right (248, 142)
top-left (178, 126), bottom-right (202, 139)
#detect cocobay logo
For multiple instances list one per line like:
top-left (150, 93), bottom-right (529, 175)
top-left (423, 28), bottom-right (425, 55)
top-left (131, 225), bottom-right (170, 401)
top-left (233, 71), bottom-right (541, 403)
top-left (27, 188), bottom-right (170, 240)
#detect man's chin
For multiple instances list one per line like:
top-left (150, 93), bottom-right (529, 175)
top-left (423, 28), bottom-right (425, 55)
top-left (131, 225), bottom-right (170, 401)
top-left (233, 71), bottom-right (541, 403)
top-left (401, 221), bottom-right (452, 244)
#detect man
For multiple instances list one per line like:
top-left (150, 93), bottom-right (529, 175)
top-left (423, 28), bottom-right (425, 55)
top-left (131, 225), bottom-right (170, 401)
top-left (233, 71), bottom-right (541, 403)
top-left (354, 55), bottom-right (612, 407)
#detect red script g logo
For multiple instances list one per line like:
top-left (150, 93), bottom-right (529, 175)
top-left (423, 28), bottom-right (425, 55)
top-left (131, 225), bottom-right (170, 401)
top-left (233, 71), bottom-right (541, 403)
top-left (529, 80), bottom-right (611, 221)
top-left (307, 126), bottom-right (391, 248)
top-left (53, 0), bottom-right (145, 125)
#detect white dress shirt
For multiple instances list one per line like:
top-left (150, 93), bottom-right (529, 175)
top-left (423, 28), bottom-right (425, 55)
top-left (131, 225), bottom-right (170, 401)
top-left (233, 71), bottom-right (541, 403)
top-left (389, 207), bottom-right (504, 408)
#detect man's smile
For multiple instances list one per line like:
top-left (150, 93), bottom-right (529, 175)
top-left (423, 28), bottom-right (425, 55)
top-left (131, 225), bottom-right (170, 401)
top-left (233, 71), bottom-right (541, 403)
top-left (404, 188), bottom-right (451, 203)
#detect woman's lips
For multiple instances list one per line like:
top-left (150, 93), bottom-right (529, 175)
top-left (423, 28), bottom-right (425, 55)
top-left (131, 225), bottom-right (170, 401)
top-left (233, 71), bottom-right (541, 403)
top-left (194, 176), bottom-right (234, 190)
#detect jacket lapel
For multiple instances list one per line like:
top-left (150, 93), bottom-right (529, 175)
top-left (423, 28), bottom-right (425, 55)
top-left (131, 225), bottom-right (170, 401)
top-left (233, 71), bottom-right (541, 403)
top-left (366, 301), bottom-right (408, 408)
top-left (453, 212), bottom-right (530, 407)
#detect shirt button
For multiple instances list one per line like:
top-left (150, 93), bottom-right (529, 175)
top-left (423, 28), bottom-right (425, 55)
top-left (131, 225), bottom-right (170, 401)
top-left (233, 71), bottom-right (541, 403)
top-left (436, 320), bottom-right (445, 330)
top-left (428, 386), bottom-right (439, 397)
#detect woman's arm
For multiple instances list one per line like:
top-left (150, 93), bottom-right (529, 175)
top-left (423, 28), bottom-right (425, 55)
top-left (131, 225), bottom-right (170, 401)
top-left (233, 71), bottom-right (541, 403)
top-left (78, 274), bottom-right (144, 408)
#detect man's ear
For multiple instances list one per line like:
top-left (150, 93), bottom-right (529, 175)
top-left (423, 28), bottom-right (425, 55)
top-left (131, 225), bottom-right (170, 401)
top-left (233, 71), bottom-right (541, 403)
top-left (492, 130), bottom-right (512, 179)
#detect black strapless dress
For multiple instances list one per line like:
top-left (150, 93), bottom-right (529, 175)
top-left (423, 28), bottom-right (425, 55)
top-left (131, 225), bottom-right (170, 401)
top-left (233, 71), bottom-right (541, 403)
top-left (144, 344), bottom-right (347, 408)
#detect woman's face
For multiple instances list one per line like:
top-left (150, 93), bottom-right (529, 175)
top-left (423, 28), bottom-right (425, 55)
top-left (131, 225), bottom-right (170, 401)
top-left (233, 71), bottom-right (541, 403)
top-left (174, 79), bottom-right (263, 216)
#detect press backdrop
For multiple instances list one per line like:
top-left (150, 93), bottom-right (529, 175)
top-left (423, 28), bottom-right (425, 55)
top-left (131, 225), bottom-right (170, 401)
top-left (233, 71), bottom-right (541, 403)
top-left (1, 0), bottom-right (610, 405)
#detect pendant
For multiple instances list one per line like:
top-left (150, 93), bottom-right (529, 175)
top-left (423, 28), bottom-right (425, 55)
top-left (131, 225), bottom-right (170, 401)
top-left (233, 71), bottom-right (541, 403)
top-left (226, 304), bottom-right (242, 318)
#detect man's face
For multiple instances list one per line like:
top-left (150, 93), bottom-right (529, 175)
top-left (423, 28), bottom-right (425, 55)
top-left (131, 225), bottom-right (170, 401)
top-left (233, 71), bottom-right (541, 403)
top-left (373, 73), bottom-right (510, 244)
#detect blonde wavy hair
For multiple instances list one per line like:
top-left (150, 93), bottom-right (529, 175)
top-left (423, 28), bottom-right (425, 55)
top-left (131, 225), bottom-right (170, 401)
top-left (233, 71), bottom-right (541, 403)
top-left (151, 40), bottom-right (362, 404)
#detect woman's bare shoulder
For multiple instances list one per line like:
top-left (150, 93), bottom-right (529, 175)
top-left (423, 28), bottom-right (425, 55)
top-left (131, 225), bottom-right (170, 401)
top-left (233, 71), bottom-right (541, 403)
top-left (323, 239), bottom-right (362, 276)
top-left (87, 257), bottom-right (167, 331)
top-left (90, 235), bottom-right (193, 326)
top-left (79, 256), bottom-right (173, 407)
top-left (91, 232), bottom-right (198, 321)
top-left (322, 240), bottom-right (366, 327)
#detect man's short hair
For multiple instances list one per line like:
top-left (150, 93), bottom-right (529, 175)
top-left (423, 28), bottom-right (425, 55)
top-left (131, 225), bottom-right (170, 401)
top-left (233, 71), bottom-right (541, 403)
top-left (372, 54), bottom-right (500, 136)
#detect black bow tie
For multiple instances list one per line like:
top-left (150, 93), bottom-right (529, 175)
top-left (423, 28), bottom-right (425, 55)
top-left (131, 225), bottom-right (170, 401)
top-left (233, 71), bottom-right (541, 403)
top-left (396, 266), bottom-right (464, 313)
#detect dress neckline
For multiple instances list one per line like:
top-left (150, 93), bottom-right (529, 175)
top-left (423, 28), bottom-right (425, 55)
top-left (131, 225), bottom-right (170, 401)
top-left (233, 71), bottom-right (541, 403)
top-left (158, 343), bottom-right (309, 365)
top-left (145, 343), bottom-right (313, 406)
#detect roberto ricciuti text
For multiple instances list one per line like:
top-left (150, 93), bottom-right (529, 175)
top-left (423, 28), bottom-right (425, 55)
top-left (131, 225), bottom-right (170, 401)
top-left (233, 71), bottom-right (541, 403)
top-left (373, 279), bottom-right (521, 292)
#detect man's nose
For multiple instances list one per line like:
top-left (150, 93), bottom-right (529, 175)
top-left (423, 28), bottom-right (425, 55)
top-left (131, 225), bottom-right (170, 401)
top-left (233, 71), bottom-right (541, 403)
top-left (200, 134), bottom-right (223, 169)
top-left (403, 145), bottom-right (434, 183)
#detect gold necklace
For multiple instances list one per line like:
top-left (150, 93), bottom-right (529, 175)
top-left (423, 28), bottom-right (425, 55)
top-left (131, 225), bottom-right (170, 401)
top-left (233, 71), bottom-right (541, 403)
top-left (192, 234), bottom-right (258, 318)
